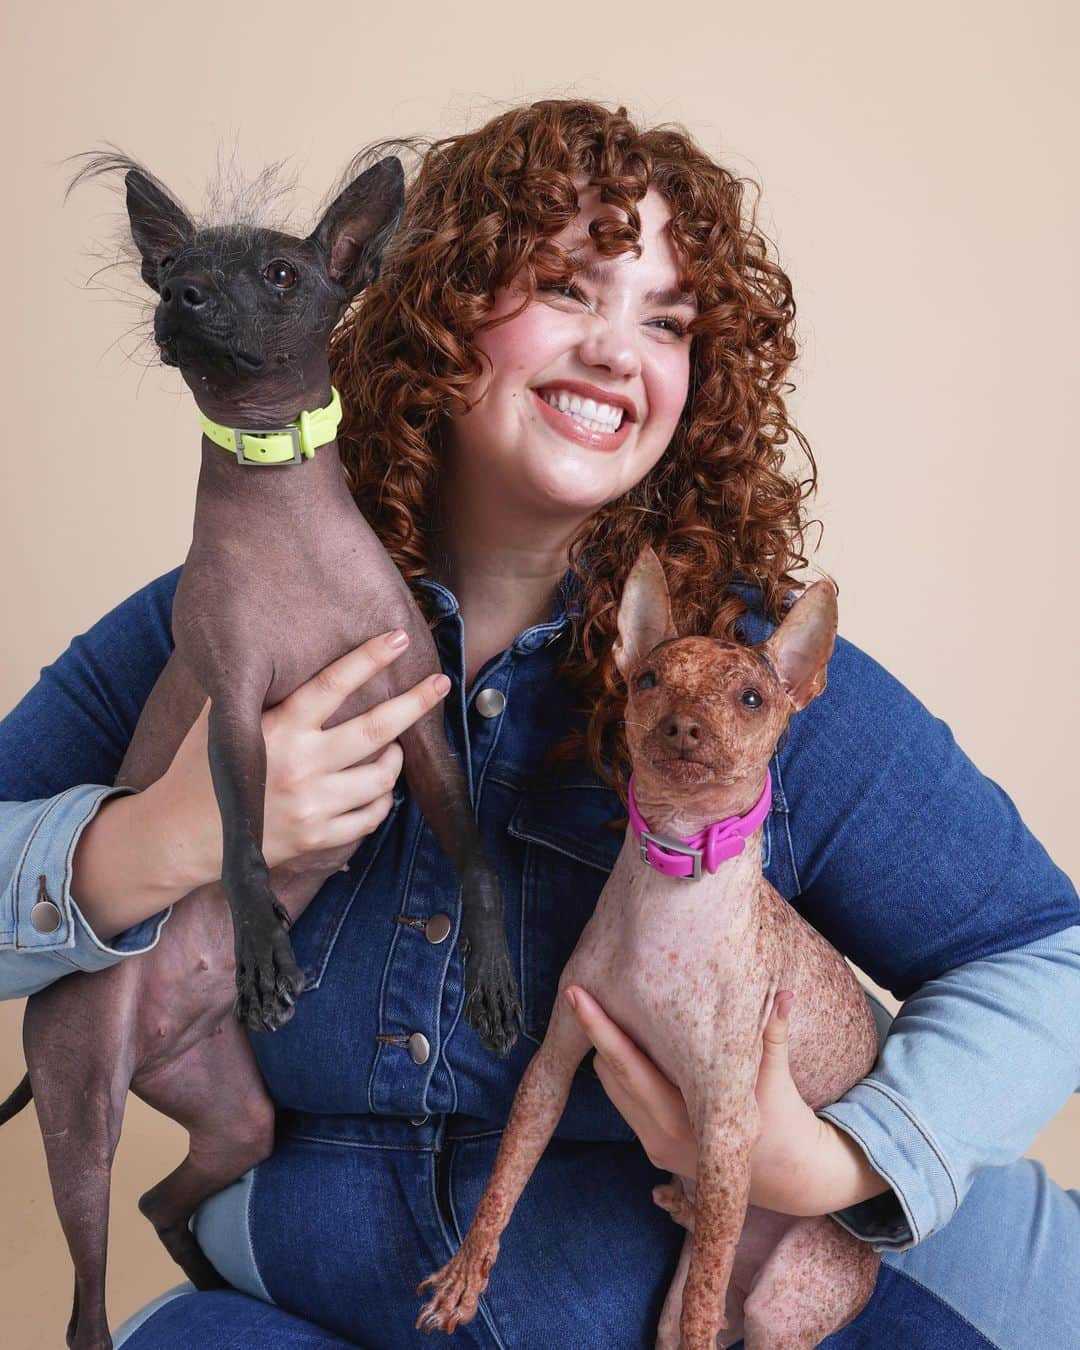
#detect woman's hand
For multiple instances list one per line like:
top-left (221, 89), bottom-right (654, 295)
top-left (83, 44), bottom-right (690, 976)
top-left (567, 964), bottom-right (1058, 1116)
top-left (151, 628), bottom-right (451, 889)
top-left (565, 985), bottom-right (890, 1216)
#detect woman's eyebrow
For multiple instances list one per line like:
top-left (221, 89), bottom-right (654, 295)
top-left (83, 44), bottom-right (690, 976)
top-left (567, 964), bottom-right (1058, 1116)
top-left (575, 259), bottom-right (697, 309)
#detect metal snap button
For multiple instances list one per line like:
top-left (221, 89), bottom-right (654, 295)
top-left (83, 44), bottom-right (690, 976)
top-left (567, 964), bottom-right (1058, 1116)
top-left (425, 913), bottom-right (452, 945)
top-left (408, 1032), bottom-right (431, 1065)
top-left (30, 900), bottom-right (62, 934)
top-left (474, 687), bottom-right (506, 718)
top-left (409, 1114), bottom-right (430, 1127)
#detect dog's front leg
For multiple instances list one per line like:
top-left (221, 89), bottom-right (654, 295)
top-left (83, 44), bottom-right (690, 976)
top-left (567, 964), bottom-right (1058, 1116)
top-left (678, 1033), bottom-right (763, 1350)
top-left (206, 682), bottom-right (305, 1031)
top-left (416, 987), bottom-right (590, 1334)
top-left (398, 710), bottom-right (519, 1056)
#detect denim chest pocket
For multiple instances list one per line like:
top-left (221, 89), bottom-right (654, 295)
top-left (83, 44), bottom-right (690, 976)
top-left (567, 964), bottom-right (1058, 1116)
top-left (507, 781), bottom-right (777, 1043)
top-left (507, 782), bottom-right (624, 1043)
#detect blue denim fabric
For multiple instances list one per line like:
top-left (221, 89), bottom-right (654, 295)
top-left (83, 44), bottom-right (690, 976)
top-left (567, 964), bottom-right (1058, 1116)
top-left (2, 567), bottom-right (1078, 1348)
top-left (120, 1150), bottom-right (1080, 1349)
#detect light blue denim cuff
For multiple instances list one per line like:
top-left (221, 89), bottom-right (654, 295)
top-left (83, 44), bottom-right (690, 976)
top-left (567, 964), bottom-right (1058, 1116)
top-left (817, 1080), bottom-right (959, 1252)
top-left (0, 784), bottom-right (172, 998)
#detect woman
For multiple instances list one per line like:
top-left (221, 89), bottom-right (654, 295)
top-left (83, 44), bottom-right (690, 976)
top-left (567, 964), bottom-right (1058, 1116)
top-left (2, 100), bottom-right (1077, 1348)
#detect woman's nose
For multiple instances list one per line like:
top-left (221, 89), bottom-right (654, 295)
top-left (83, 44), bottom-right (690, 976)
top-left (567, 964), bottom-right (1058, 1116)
top-left (578, 319), bottom-right (641, 380)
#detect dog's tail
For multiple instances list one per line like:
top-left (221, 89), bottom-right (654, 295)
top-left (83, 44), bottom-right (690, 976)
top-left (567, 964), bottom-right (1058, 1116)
top-left (0, 1074), bottom-right (32, 1126)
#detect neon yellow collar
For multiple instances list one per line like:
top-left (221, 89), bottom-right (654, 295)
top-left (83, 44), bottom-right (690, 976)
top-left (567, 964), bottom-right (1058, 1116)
top-left (200, 387), bottom-right (343, 466)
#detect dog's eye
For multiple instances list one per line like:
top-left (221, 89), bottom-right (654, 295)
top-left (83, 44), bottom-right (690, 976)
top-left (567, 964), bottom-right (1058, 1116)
top-left (636, 670), bottom-right (659, 690)
top-left (740, 688), bottom-right (763, 709)
top-left (159, 255), bottom-right (175, 272)
top-left (264, 259), bottom-right (298, 289)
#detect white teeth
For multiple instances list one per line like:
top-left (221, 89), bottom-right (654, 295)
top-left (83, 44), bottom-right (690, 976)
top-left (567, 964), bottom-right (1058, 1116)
top-left (541, 389), bottom-right (624, 433)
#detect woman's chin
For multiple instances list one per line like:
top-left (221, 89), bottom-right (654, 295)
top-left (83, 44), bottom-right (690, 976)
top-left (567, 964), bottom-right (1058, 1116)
top-left (510, 459), bottom-right (620, 518)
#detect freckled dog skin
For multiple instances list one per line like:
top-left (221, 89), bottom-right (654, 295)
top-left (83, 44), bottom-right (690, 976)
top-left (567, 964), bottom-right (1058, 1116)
top-left (0, 153), bottom-right (518, 1350)
top-left (417, 549), bottom-right (881, 1348)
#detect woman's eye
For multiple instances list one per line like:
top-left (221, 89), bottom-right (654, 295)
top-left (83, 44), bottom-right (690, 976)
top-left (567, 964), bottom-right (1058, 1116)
top-left (539, 283), bottom-right (583, 302)
top-left (650, 315), bottom-right (687, 337)
top-left (264, 259), bottom-right (298, 289)
top-left (740, 688), bottom-right (763, 709)
top-left (637, 670), bottom-right (659, 690)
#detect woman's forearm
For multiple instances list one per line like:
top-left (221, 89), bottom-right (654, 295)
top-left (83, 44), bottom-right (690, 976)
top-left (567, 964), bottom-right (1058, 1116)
top-left (801, 1118), bottom-right (891, 1215)
top-left (70, 781), bottom-right (217, 942)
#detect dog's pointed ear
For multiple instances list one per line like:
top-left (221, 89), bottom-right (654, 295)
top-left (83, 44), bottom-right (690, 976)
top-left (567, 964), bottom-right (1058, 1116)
top-left (309, 156), bottom-right (405, 299)
top-left (124, 170), bottom-right (195, 293)
top-left (614, 548), bottom-right (679, 679)
top-left (761, 579), bottom-right (838, 711)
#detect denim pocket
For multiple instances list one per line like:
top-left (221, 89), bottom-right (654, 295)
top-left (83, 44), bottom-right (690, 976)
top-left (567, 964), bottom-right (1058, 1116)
top-left (288, 792), bottom-right (403, 991)
top-left (507, 783), bottom-right (622, 1043)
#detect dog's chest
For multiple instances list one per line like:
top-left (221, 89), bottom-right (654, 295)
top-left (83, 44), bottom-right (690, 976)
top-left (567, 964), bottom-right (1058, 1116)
top-left (569, 841), bottom-right (775, 1084)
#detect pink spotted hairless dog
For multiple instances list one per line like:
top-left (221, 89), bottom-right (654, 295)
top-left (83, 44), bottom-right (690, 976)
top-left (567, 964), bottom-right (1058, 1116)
top-left (417, 548), bottom-right (881, 1349)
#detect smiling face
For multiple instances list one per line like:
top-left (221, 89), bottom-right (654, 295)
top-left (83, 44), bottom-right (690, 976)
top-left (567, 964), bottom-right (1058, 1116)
top-left (443, 188), bottom-right (697, 525)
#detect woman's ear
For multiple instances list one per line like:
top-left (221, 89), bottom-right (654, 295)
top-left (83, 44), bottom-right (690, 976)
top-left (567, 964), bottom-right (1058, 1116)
top-left (613, 548), bottom-right (678, 678)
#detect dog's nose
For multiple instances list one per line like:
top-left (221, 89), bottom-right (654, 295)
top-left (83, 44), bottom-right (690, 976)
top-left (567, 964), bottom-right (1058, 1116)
top-left (160, 276), bottom-right (211, 309)
top-left (660, 712), bottom-right (702, 750)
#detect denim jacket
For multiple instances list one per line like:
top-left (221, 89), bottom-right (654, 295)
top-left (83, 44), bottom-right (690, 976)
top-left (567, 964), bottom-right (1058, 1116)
top-left (1, 568), bottom-right (1077, 1254)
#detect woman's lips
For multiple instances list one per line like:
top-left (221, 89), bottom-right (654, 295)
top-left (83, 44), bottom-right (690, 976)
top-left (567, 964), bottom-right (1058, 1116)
top-left (532, 389), bottom-right (633, 451)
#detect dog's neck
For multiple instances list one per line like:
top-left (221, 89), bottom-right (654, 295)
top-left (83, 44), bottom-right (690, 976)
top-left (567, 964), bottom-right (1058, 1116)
top-left (185, 359), bottom-right (355, 511)
top-left (184, 356), bottom-right (333, 430)
top-left (614, 767), bottom-right (769, 928)
top-left (615, 817), bottom-right (765, 929)
top-left (628, 769), bottom-right (769, 839)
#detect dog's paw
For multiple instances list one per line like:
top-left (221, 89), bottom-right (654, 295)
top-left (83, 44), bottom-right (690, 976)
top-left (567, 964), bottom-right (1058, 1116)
top-left (462, 936), bottom-right (521, 1057)
top-left (416, 1237), bottom-right (496, 1335)
top-left (233, 904), bottom-right (306, 1032)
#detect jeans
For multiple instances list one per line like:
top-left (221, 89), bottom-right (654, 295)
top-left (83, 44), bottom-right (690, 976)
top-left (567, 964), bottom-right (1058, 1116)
top-left (114, 1151), bottom-right (1080, 1348)
top-left (113, 993), bottom-right (1080, 1348)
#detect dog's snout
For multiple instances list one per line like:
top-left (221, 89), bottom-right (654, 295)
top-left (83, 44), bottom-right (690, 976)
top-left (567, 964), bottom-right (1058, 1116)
top-left (160, 275), bottom-right (211, 309)
top-left (660, 712), bottom-right (702, 750)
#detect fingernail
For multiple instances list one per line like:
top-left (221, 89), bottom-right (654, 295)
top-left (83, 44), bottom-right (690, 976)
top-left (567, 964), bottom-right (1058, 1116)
top-left (564, 988), bottom-right (578, 1011)
top-left (433, 674), bottom-right (451, 695)
top-left (388, 629), bottom-right (409, 648)
top-left (778, 990), bottom-right (793, 1019)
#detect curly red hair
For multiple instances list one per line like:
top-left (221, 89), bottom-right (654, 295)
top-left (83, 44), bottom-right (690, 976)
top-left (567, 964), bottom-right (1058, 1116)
top-left (330, 99), bottom-right (819, 795)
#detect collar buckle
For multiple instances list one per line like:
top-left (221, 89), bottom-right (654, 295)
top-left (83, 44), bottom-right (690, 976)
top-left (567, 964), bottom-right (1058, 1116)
top-left (639, 830), bottom-right (703, 881)
top-left (233, 424), bottom-right (303, 466)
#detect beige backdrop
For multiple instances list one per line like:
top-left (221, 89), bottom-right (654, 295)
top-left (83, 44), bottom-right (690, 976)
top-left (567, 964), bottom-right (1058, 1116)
top-left (1, 0), bottom-right (1077, 1343)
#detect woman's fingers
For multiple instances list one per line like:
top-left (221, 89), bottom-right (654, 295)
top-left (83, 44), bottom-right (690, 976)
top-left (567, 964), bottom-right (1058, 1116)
top-left (323, 669), bottom-right (451, 771)
top-left (282, 629), bottom-right (414, 728)
top-left (566, 986), bottom-right (675, 1106)
top-left (325, 742), bottom-right (405, 816)
top-left (318, 792), bottom-right (397, 852)
top-left (566, 985), bottom-right (696, 1175)
top-left (565, 985), bottom-right (643, 1081)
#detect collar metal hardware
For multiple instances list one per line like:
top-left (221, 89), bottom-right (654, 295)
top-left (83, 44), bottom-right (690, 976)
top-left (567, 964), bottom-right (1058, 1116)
top-left (638, 831), bottom-right (703, 881)
top-left (232, 423), bottom-right (303, 466)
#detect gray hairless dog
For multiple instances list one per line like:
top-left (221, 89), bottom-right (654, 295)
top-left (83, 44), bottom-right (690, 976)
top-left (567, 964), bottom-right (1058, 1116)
top-left (416, 549), bottom-right (881, 1349)
top-left (0, 152), bottom-right (519, 1350)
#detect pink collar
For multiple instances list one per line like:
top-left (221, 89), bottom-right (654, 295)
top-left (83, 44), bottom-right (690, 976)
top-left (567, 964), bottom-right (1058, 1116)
top-left (627, 771), bottom-right (772, 881)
